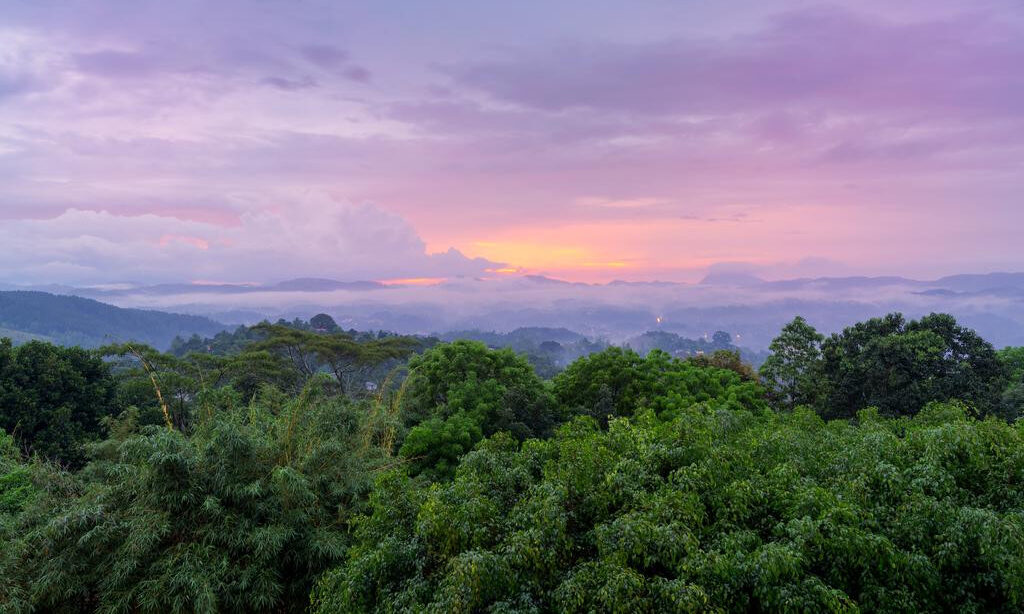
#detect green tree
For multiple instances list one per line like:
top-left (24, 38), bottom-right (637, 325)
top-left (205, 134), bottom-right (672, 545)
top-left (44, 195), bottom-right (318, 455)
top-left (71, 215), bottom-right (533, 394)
top-left (309, 313), bottom-right (340, 332)
top-left (759, 316), bottom-right (825, 410)
top-left (315, 403), bottom-right (1024, 613)
top-left (687, 349), bottom-right (759, 382)
top-left (398, 341), bottom-right (557, 478)
top-left (554, 347), bottom-right (765, 424)
top-left (552, 346), bottom-right (648, 421)
top-left (1, 377), bottom-right (384, 613)
top-left (998, 347), bottom-right (1024, 420)
top-left (0, 430), bottom-right (81, 613)
top-left (1000, 347), bottom-right (1024, 380)
top-left (0, 339), bottom-right (118, 467)
top-left (821, 313), bottom-right (1007, 419)
top-left (250, 323), bottom-right (416, 395)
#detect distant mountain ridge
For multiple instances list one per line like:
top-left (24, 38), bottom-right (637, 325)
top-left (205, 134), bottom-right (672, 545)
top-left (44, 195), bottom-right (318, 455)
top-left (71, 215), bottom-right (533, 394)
top-left (0, 291), bottom-right (228, 349)
top-left (42, 277), bottom-right (389, 298)
top-left (2, 271), bottom-right (1023, 350)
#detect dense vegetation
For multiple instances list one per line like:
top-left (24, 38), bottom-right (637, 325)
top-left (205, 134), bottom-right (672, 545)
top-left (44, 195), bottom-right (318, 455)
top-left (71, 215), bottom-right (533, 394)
top-left (1, 311), bottom-right (1023, 612)
top-left (0, 291), bottom-right (226, 348)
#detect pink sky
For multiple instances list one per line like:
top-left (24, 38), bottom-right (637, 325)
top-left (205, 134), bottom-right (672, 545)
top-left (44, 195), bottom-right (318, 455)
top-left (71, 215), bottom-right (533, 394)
top-left (0, 0), bottom-right (1022, 285)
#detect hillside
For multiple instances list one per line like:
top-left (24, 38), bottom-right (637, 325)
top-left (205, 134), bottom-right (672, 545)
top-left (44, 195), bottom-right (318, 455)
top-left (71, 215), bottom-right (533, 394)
top-left (0, 291), bottom-right (227, 349)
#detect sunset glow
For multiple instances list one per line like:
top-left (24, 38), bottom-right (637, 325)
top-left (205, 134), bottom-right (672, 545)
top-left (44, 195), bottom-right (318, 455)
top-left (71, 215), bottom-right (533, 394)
top-left (0, 1), bottom-right (1020, 285)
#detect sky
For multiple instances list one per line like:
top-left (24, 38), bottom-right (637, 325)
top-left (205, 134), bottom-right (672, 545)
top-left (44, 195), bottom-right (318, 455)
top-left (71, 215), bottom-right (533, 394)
top-left (1, 0), bottom-right (1022, 286)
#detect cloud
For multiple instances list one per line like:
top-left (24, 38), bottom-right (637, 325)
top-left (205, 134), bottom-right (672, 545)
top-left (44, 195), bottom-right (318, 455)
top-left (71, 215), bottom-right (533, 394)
top-left (73, 49), bottom-right (181, 79)
top-left (299, 44), bottom-right (348, 68)
top-left (0, 194), bottom-right (501, 285)
top-left (262, 75), bottom-right (318, 91)
top-left (0, 2), bottom-right (1022, 284)
top-left (342, 66), bottom-right (372, 83)
top-left (450, 7), bottom-right (1024, 119)
top-left (0, 70), bottom-right (41, 100)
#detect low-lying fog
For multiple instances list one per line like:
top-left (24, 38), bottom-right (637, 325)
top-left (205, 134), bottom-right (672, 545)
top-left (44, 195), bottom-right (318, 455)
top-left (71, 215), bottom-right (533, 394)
top-left (25, 272), bottom-right (1024, 350)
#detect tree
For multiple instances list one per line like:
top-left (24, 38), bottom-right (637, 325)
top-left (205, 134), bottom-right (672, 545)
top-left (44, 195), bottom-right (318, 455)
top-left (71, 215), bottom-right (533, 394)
top-left (759, 316), bottom-right (825, 410)
top-left (552, 347), bottom-right (647, 420)
top-left (820, 313), bottom-right (1007, 419)
top-left (397, 341), bottom-right (557, 478)
top-left (998, 347), bottom-right (1024, 420)
top-left (2, 377), bottom-right (382, 613)
top-left (250, 324), bottom-right (321, 381)
top-left (312, 335), bottom-right (416, 395)
top-left (309, 313), bottom-right (339, 332)
top-left (314, 403), bottom-right (1024, 613)
top-left (554, 347), bottom-right (765, 424)
top-left (0, 339), bottom-right (118, 467)
top-left (711, 330), bottom-right (733, 348)
top-left (999, 347), bottom-right (1024, 381)
top-left (687, 349), bottom-right (759, 382)
top-left (250, 324), bottom-right (416, 395)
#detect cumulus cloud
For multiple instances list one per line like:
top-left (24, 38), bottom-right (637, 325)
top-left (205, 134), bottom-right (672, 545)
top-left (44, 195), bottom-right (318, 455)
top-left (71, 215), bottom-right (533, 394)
top-left (0, 194), bottom-right (500, 285)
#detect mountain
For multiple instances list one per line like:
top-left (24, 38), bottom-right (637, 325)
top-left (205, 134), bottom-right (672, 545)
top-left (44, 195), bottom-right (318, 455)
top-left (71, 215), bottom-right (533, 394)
top-left (272, 278), bottom-right (385, 292)
top-left (932, 272), bottom-right (1024, 293)
top-left (6, 271), bottom-right (1024, 350)
top-left (699, 272), bottom-right (765, 286)
top-left (762, 275), bottom-right (920, 291)
top-left (0, 291), bottom-right (228, 349)
top-left (64, 278), bottom-right (387, 298)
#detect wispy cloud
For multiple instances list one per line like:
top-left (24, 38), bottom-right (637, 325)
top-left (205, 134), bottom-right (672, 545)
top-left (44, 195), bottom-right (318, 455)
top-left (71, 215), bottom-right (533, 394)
top-left (0, 1), bottom-right (1020, 284)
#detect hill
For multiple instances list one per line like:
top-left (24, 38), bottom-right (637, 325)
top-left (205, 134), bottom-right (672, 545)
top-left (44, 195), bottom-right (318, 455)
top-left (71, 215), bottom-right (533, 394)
top-left (0, 291), bottom-right (227, 349)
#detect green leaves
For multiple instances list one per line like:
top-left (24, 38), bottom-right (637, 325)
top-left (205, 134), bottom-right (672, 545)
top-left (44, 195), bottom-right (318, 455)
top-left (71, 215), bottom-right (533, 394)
top-left (760, 316), bottom-right (825, 411)
top-left (0, 339), bottom-right (118, 467)
top-left (820, 313), bottom-right (1007, 419)
top-left (1, 379), bottom-right (386, 613)
top-left (319, 403), bottom-right (1024, 613)
top-left (554, 347), bottom-right (765, 424)
top-left (398, 342), bottom-right (557, 478)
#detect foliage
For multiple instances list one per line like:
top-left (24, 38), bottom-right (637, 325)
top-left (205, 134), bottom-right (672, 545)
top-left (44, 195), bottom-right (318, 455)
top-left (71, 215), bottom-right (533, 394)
top-left (553, 347), bottom-right (764, 424)
top-left (0, 377), bottom-right (386, 613)
top-left (686, 349), bottom-right (759, 383)
top-left (1000, 347), bottom-right (1024, 420)
top-left (4, 313), bottom-right (1024, 614)
top-left (0, 339), bottom-right (118, 467)
top-left (0, 431), bottom-right (33, 515)
top-left (437, 328), bottom-right (606, 377)
top-left (626, 329), bottom-right (737, 358)
top-left (820, 313), bottom-right (1007, 419)
top-left (310, 313), bottom-right (340, 332)
top-left (315, 403), bottom-right (1024, 613)
top-left (0, 432), bottom-right (81, 613)
top-left (250, 323), bottom-right (417, 395)
top-left (1000, 347), bottom-right (1024, 381)
top-left (398, 341), bottom-right (558, 478)
top-left (759, 316), bottom-right (826, 410)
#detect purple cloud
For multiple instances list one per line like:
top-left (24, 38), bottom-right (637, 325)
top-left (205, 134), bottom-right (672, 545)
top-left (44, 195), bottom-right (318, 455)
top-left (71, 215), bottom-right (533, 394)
top-left (342, 66), bottom-right (372, 83)
top-left (0, 1), bottom-right (1022, 285)
top-left (262, 75), bottom-right (318, 90)
top-left (300, 44), bottom-right (348, 68)
top-left (451, 7), bottom-right (1024, 119)
top-left (73, 50), bottom-right (176, 79)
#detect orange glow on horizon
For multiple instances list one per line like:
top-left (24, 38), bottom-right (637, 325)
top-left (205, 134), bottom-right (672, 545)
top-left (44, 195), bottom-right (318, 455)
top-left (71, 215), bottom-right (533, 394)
top-left (426, 203), bottom-right (872, 283)
top-left (581, 261), bottom-right (628, 268)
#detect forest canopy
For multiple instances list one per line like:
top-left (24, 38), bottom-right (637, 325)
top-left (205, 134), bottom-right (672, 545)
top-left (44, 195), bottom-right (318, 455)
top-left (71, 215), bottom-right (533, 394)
top-left (1, 312), bottom-right (1023, 613)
